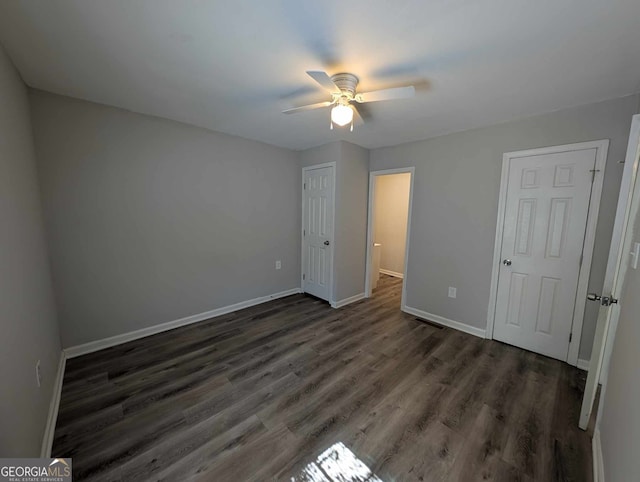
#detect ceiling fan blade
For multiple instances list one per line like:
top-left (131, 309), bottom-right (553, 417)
top-left (282, 100), bottom-right (333, 114)
top-left (355, 85), bottom-right (415, 103)
top-left (306, 71), bottom-right (341, 94)
top-left (351, 104), bottom-right (365, 126)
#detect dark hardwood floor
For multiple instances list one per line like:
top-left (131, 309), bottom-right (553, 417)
top-left (54, 275), bottom-right (592, 481)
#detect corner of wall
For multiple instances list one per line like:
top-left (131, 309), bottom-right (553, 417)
top-left (0, 44), bottom-right (63, 456)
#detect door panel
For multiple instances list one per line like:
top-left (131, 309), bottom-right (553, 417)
top-left (303, 166), bottom-right (333, 301)
top-left (494, 149), bottom-right (596, 360)
top-left (535, 276), bottom-right (559, 335)
top-left (579, 117), bottom-right (640, 429)
top-left (506, 272), bottom-right (527, 327)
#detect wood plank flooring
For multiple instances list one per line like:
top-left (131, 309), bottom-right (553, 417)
top-left (54, 275), bottom-right (592, 481)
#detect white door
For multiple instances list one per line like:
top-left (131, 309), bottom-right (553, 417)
top-left (579, 115), bottom-right (640, 429)
top-left (493, 148), bottom-right (599, 360)
top-left (302, 165), bottom-right (334, 301)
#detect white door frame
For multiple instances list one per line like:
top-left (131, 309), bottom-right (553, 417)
top-left (486, 140), bottom-right (609, 366)
top-left (301, 162), bottom-right (336, 304)
top-left (364, 167), bottom-right (415, 310)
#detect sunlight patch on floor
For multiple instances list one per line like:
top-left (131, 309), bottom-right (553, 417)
top-left (292, 442), bottom-right (383, 482)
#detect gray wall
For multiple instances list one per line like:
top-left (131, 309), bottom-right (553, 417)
top-left (299, 142), bottom-right (341, 169)
top-left (599, 190), bottom-right (640, 481)
top-left (30, 91), bottom-right (301, 348)
top-left (335, 142), bottom-right (369, 301)
top-left (0, 48), bottom-right (61, 455)
top-left (370, 95), bottom-right (639, 360)
top-left (299, 141), bottom-right (369, 303)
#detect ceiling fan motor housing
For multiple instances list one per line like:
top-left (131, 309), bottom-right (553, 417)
top-left (330, 73), bottom-right (359, 99)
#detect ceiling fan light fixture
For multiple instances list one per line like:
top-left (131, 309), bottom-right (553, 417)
top-left (284, 70), bottom-right (416, 132)
top-left (330, 104), bottom-right (353, 127)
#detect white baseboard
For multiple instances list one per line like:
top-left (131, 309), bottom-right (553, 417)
top-left (592, 429), bottom-right (605, 482)
top-left (577, 358), bottom-right (591, 371)
top-left (402, 305), bottom-right (486, 339)
top-left (40, 351), bottom-right (66, 457)
top-left (379, 269), bottom-right (404, 279)
top-left (64, 287), bottom-right (302, 358)
top-left (331, 292), bottom-right (366, 309)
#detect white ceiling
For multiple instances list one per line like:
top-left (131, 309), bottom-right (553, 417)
top-left (1, 0), bottom-right (639, 150)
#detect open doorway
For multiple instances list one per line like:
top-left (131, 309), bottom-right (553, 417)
top-left (365, 168), bottom-right (414, 307)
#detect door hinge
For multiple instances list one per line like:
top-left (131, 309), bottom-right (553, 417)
top-left (579, 253), bottom-right (583, 266)
top-left (303, 183), bottom-right (306, 190)
top-left (569, 333), bottom-right (572, 343)
top-left (303, 229), bottom-right (306, 236)
top-left (303, 273), bottom-right (305, 280)
top-left (589, 168), bottom-right (601, 183)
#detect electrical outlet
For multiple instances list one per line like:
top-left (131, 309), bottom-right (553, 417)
top-left (35, 360), bottom-right (42, 388)
top-left (448, 287), bottom-right (457, 298)
top-left (275, 260), bottom-right (281, 270)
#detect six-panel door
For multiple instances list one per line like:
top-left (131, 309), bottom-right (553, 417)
top-left (493, 149), bottom-right (596, 360)
top-left (303, 166), bottom-right (334, 301)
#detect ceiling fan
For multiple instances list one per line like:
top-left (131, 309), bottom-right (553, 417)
top-left (283, 71), bottom-right (415, 131)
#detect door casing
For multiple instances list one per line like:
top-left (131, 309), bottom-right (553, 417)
top-left (301, 162), bottom-right (336, 304)
top-left (487, 140), bottom-right (609, 366)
